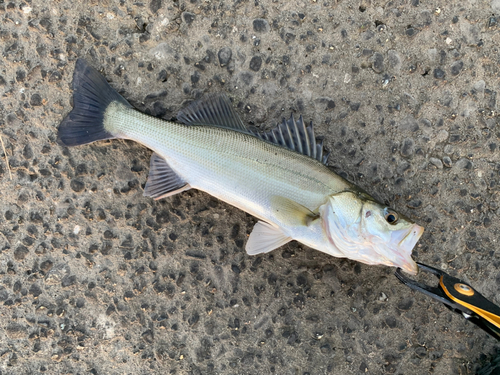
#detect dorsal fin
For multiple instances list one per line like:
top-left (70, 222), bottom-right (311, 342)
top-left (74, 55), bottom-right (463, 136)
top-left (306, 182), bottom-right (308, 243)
top-left (177, 93), bottom-right (249, 133)
top-left (177, 94), bottom-right (330, 164)
top-left (254, 114), bottom-right (330, 165)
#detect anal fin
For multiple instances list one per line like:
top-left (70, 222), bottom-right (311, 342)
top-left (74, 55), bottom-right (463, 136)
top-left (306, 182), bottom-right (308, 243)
top-left (144, 153), bottom-right (191, 199)
top-left (246, 221), bottom-right (291, 255)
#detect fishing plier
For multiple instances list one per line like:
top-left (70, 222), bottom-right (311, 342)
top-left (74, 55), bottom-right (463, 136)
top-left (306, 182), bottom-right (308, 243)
top-left (395, 262), bottom-right (500, 340)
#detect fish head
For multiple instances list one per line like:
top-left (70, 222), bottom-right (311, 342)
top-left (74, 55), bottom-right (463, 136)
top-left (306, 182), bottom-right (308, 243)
top-left (320, 191), bottom-right (424, 275)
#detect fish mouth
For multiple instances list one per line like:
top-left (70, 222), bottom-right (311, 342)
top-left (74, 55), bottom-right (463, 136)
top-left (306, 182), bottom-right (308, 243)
top-left (396, 223), bottom-right (424, 275)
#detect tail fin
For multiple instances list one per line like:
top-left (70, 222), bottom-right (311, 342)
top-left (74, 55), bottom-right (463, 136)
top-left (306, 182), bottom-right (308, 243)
top-left (57, 59), bottom-right (131, 146)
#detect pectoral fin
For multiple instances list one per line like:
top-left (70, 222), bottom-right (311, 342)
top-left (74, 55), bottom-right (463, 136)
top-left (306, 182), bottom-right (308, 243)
top-left (270, 196), bottom-right (319, 226)
top-left (246, 221), bottom-right (291, 255)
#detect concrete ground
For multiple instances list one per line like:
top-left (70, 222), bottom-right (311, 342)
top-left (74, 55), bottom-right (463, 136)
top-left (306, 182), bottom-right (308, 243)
top-left (1, 0), bottom-right (500, 374)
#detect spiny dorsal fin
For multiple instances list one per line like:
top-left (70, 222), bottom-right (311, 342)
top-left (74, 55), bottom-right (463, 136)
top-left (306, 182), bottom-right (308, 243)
top-left (254, 113), bottom-right (330, 165)
top-left (177, 93), bottom-right (249, 133)
top-left (144, 153), bottom-right (191, 199)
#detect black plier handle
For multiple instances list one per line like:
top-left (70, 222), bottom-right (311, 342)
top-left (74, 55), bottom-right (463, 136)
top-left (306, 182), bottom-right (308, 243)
top-left (395, 262), bottom-right (500, 340)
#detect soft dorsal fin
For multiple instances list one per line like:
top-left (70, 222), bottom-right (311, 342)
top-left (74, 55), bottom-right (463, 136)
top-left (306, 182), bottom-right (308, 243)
top-left (144, 153), bottom-right (191, 199)
top-left (177, 93), bottom-right (249, 133)
top-left (246, 221), bottom-right (291, 255)
top-left (254, 114), bottom-right (330, 165)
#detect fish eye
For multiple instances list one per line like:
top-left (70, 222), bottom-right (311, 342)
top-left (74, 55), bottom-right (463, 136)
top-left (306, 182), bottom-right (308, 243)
top-left (384, 209), bottom-right (399, 225)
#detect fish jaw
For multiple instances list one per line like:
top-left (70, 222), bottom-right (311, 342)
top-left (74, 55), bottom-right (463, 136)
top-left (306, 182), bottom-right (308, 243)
top-left (392, 223), bottom-right (424, 275)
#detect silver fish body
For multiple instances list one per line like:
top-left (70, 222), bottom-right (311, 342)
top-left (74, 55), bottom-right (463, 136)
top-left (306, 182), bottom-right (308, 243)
top-left (108, 103), bottom-right (346, 224)
top-left (59, 59), bottom-right (424, 274)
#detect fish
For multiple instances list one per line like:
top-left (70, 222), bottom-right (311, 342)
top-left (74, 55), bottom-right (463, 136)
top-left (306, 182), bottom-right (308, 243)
top-left (58, 59), bottom-right (424, 275)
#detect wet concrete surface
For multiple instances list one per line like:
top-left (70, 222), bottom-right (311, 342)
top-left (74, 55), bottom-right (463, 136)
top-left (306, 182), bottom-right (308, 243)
top-left (0, 0), bottom-right (500, 374)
